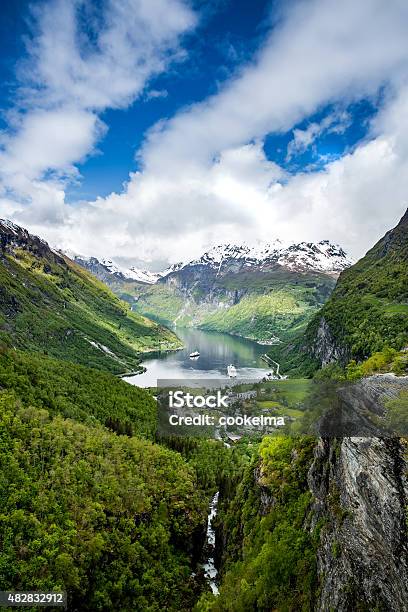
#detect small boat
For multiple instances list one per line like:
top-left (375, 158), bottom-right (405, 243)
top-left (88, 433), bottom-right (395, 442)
top-left (189, 351), bottom-right (200, 359)
top-left (227, 364), bottom-right (237, 378)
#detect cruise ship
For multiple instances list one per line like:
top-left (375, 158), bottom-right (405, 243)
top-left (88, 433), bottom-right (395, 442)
top-left (227, 364), bottom-right (237, 378)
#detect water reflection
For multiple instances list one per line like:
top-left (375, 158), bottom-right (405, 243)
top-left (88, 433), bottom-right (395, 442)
top-left (125, 328), bottom-right (269, 387)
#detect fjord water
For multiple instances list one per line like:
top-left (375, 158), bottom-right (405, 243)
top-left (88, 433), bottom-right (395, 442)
top-left (125, 327), bottom-right (270, 387)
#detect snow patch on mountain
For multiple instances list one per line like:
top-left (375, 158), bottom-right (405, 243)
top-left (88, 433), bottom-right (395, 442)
top-left (125, 268), bottom-right (163, 284)
top-left (71, 239), bottom-right (353, 284)
top-left (275, 240), bottom-right (353, 273)
top-left (65, 253), bottom-right (162, 284)
top-left (97, 259), bottom-right (163, 284)
top-left (0, 219), bottom-right (24, 235)
top-left (183, 240), bottom-right (353, 274)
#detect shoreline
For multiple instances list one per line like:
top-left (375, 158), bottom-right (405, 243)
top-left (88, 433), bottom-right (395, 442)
top-left (117, 344), bottom-right (184, 378)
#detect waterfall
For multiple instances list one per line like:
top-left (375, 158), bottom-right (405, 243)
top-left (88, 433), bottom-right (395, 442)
top-left (203, 491), bottom-right (220, 595)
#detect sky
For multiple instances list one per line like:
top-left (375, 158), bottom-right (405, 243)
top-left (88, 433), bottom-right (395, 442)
top-left (0, 0), bottom-right (408, 269)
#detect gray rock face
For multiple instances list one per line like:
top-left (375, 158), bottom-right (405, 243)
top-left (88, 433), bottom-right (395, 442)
top-left (216, 377), bottom-right (407, 610)
top-left (74, 256), bottom-right (121, 285)
top-left (0, 219), bottom-right (64, 264)
top-left (309, 433), bottom-right (407, 611)
top-left (314, 374), bottom-right (408, 438)
top-left (341, 373), bottom-right (408, 417)
top-left (310, 316), bottom-right (350, 366)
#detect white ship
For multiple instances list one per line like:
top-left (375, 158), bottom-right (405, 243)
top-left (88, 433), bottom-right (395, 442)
top-left (189, 351), bottom-right (200, 359)
top-left (227, 364), bottom-right (237, 378)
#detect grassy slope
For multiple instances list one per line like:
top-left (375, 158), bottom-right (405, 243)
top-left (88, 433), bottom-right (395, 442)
top-left (0, 247), bottom-right (181, 374)
top-left (269, 210), bottom-right (408, 375)
top-left (132, 283), bottom-right (186, 325)
top-left (198, 290), bottom-right (316, 340)
top-left (130, 271), bottom-right (336, 341)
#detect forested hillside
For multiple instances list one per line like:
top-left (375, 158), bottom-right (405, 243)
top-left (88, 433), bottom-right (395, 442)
top-left (196, 436), bottom-right (318, 611)
top-left (0, 391), bottom-right (207, 612)
top-left (269, 209), bottom-right (408, 375)
top-left (0, 221), bottom-right (215, 610)
top-left (0, 220), bottom-right (181, 374)
top-left (0, 347), bottom-right (157, 437)
top-left (0, 214), bottom-right (406, 611)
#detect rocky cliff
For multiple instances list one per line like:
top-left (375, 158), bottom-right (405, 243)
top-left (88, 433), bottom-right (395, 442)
top-left (309, 374), bottom-right (408, 611)
top-left (307, 209), bottom-right (408, 367)
top-left (309, 316), bottom-right (350, 367)
top-left (211, 375), bottom-right (408, 611)
top-left (270, 209), bottom-right (408, 374)
top-left (309, 435), bottom-right (407, 611)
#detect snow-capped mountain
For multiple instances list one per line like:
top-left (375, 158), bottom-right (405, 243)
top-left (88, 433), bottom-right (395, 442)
top-left (100, 259), bottom-right (163, 284)
top-left (276, 240), bottom-right (353, 273)
top-left (70, 238), bottom-right (354, 342)
top-left (187, 240), bottom-right (286, 268)
top-left (73, 240), bottom-right (352, 287)
top-left (169, 240), bottom-right (353, 277)
top-left (72, 256), bottom-right (163, 284)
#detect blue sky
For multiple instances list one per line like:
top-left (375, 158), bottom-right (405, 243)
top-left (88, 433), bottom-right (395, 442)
top-left (1, 0), bottom-right (277, 200)
top-left (0, 0), bottom-right (378, 200)
top-left (0, 0), bottom-right (408, 266)
top-left (71, 0), bottom-right (275, 199)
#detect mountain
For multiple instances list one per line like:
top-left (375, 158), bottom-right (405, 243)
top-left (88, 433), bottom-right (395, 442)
top-left (177, 240), bottom-right (352, 275)
top-left (0, 220), bottom-right (207, 610)
top-left (272, 209), bottom-right (408, 373)
top-left (76, 239), bottom-right (351, 283)
top-left (72, 255), bottom-right (163, 284)
top-left (209, 389), bottom-right (408, 612)
top-left (0, 220), bottom-right (181, 373)
top-left (1, 220), bottom-right (406, 611)
top-left (76, 240), bottom-right (352, 342)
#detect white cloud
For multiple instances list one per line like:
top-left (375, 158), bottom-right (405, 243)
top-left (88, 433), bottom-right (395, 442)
top-left (20, 0), bottom-right (195, 111)
top-left (286, 110), bottom-right (351, 160)
top-left (1, 0), bottom-right (408, 265)
top-left (1, 109), bottom-right (104, 181)
top-left (0, 0), bottom-right (196, 226)
top-left (145, 89), bottom-right (169, 100)
top-left (140, 0), bottom-right (408, 175)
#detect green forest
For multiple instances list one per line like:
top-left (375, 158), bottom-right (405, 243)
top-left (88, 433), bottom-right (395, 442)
top-left (0, 211), bottom-right (407, 610)
top-left (0, 390), bottom-right (207, 611)
top-left (195, 436), bottom-right (318, 612)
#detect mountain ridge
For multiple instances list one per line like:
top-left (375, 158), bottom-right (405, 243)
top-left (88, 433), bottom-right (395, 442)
top-left (74, 239), bottom-right (353, 286)
top-left (73, 238), bottom-right (352, 343)
top-left (0, 219), bottom-right (181, 373)
top-left (269, 208), bottom-right (408, 374)
top-left (180, 239), bottom-right (352, 275)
